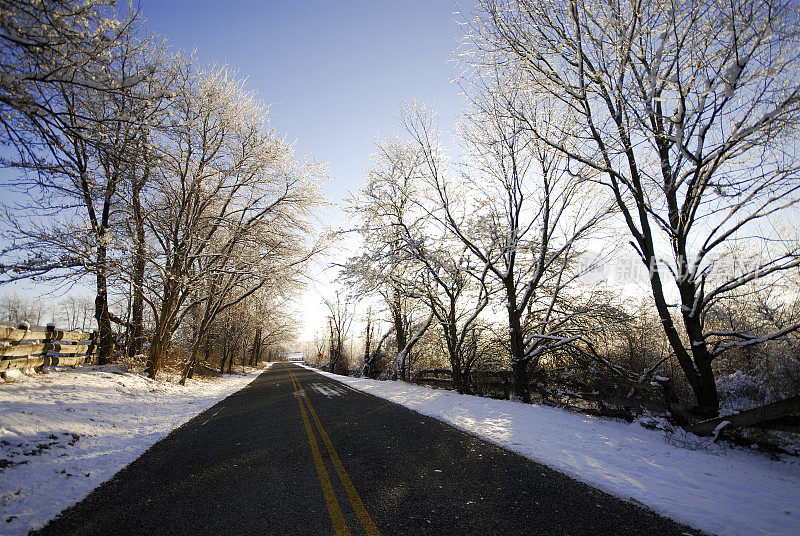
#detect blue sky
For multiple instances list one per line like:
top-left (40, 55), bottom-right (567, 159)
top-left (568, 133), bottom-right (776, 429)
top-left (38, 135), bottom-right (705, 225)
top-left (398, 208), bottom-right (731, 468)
top-left (135, 1), bottom-right (478, 339)
top-left (138, 0), bottom-right (473, 215)
top-left (2, 1), bottom-right (476, 336)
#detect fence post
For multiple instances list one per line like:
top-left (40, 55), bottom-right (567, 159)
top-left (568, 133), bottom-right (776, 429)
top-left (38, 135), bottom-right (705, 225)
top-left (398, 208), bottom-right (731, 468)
top-left (40, 323), bottom-right (56, 371)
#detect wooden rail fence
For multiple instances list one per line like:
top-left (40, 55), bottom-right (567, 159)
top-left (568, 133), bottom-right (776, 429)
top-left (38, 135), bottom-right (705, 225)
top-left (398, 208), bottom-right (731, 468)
top-left (415, 368), bottom-right (800, 438)
top-left (0, 323), bottom-right (98, 376)
top-left (415, 368), bottom-right (668, 412)
top-left (688, 395), bottom-right (800, 436)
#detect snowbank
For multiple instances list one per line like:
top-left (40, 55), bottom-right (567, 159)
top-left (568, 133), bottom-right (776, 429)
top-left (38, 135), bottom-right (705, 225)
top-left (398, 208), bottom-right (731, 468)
top-left (0, 364), bottom-right (268, 536)
top-left (307, 366), bottom-right (800, 536)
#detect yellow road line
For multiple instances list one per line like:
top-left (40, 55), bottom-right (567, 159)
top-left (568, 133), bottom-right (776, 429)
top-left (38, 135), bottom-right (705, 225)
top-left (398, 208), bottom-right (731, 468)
top-left (288, 365), bottom-right (381, 536)
top-left (303, 389), bottom-right (381, 535)
top-left (289, 364), bottom-right (380, 536)
top-left (284, 364), bottom-right (351, 536)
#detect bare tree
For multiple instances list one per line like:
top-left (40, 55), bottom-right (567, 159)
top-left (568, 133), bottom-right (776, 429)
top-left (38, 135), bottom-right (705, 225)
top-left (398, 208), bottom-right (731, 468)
top-left (402, 98), bottom-right (611, 402)
top-left (142, 63), bottom-right (322, 379)
top-left (348, 135), bottom-right (496, 390)
top-left (342, 138), bottom-right (434, 380)
top-left (399, 224), bottom-right (494, 392)
top-left (197, 290), bottom-right (298, 375)
top-left (0, 292), bottom-right (45, 326)
top-left (59, 294), bottom-right (94, 331)
top-left (0, 0), bottom-right (139, 148)
top-left (474, 0), bottom-right (800, 414)
top-left (323, 291), bottom-right (355, 373)
top-left (361, 307), bottom-right (394, 378)
top-left (0, 4), bottom-right (168, 363)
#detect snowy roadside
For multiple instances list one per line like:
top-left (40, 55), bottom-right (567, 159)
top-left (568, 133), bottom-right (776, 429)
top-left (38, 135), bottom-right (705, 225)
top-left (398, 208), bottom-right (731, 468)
top-left (306, 365), bottom-right (800, 536)
top-left (0, 363), bottom-right (270, 536)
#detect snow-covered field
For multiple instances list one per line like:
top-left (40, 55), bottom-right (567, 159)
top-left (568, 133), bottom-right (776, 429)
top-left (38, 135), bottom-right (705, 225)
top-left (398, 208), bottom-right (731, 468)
top-left (306, 365), bottom-right (800, 536)
top-left (0, 364), bottom-right (268, 536)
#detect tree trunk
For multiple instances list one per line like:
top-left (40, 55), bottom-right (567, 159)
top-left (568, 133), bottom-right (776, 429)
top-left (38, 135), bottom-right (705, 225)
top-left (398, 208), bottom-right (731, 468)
top-left (512, 360), bottom-right (529, 403)
top-left (363, 313), bottom-right (372, 378)
top-left (328, 318), bottom-right (337, 372)
top-left (145, 315), bottom-right (169, 379)
top-left (445, 336), bottom-right (463, 393)
top-left (692, 352), bottom-right (720, 416)
top-left (195, 335), bottom-right (211, 379)
top-left (179, 337), bottom-right (203, 386)
top-left (145, 270), bottom-right (182, 379)
top-left (442, 316), bottom-right (463, 393)
top-left (451, 363), bottom-right (463, 394)
top-left (146, 336), bottom-right (169, 380)
top-left (249, 328), bottom-right (262, 367)
top-left (507, 292), bottom-right (530, 402)
top-left (128, 176), bottom-right (146, 359)
top-left (462, 364), bottom-right (472, 395)
top-left (94, 242), bottom-right (115, 364)
top-left (391, 290), bottom-right (408, 380)
top-left (219, 344), bottom-right (229, 373)
top-left (678, 289), bottom-right (720, 415)
top-left (643, 251), bottom-right (721, 415)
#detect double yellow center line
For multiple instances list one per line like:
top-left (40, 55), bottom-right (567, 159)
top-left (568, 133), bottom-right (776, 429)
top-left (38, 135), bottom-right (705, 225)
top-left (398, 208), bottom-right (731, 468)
top-left (284, 364), bottom-right (380, 536)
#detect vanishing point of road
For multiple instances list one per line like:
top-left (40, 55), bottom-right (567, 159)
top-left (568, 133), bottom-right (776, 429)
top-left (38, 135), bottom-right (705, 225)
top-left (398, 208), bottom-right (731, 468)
top-left (36, 364), bottom-right (699, 535)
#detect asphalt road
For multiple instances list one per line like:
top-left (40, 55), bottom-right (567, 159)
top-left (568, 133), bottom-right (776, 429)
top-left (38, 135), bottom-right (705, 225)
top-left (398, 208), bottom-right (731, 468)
top-left (36, 364), bottom-right (699, 535)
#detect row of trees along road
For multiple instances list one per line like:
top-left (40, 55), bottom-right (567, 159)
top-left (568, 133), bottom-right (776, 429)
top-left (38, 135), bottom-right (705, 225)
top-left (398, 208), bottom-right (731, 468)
top-left (0, 0), bottom-right (323, 380)
top-left (340, 0), bottom-right (800, 416)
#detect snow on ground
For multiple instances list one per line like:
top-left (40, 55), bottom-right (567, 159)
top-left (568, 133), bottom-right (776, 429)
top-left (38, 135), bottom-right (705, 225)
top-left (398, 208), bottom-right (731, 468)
top-left (0, 364), bottom-right (268, 536)
top-left (306, 365), bottom-right (800, 536)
